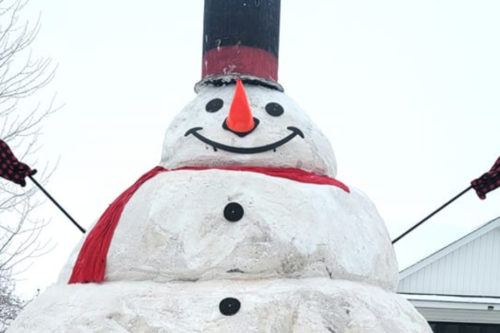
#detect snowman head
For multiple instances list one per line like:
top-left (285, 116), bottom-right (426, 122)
top-left (160, 79), bottom-right (338, 177)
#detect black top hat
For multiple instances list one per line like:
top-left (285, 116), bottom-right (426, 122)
top-left (197, 0), bottom-right (282, 91)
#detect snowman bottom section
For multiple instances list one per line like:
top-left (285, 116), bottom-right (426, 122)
top-left (10, 278), bottom-right (430, 333)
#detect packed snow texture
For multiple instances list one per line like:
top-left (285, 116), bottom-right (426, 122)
top-left (59, 170), bottom-right (398, 290)
top-left (161, 85), bottom-right (338, 177)
top-left (10, 279), bottom-right (431, 332)
top-left (9, 82), bottom-right (431, 332)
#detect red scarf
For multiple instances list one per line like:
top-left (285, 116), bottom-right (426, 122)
top-left (68, 166), bottom-right (349, 284)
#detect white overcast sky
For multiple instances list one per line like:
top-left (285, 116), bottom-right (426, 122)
top-left (11, 0), bottom-right (500, 297)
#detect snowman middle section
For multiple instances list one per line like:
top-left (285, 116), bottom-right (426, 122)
top-left (70, 169), bottom-right (398, 290)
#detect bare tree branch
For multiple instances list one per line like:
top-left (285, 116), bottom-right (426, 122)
top-left (0, 270), bottom-right (23, 333)
top-left (0, 1), bottom-right (56, 331)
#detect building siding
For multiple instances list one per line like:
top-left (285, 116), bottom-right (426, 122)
top-left (399, 228), bottom-right (500, 297)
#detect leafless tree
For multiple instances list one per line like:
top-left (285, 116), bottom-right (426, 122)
top-left (0, 0), bottom-right (56, 331)
top-left (0, 271), bottom-right (23, 332)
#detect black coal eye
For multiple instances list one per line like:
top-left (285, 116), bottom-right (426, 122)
top-left (206, 98), bottom-right (224, 113)
top-left (265, 102), bottom-right (284, 117)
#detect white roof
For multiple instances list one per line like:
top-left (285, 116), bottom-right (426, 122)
top-left (398, 216), bottom-right (500, 297)
top-left (401, 293), bottom-right (500, 324)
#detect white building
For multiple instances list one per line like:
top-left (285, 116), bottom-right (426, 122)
top-left (398, 216), bottom-right (500, 332)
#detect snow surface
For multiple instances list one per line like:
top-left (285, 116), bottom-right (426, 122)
top-left (9, 81), bottom-right (430, 332)
top-left (59, 170), bottom-right (398, 290)
top-left (161, 84), bottom-right (338, 177)
top-left (10, 278), bottom-right (430, 332)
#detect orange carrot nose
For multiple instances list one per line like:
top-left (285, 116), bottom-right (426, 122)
top-left (226, 79), bottom-right (255, 133)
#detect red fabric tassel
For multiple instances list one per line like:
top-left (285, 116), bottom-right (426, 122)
top-left (69, 166), bottom-right (349, 284)
top-left (68, 166), bottom-right (167, 284)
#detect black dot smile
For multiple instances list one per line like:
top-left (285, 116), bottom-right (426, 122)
top-left (184, 127), bottom-right (304, 154)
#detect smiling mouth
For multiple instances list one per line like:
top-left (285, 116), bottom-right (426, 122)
top-left (184, 127), bottom-right (304, 154)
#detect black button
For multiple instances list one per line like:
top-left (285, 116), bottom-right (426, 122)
top-left (224, 202), bottom-right (244, 222)
top-left (219, 297), bottom-right (241, 316)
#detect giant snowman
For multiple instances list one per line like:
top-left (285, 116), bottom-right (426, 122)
top-left (9, 1), bottom-right (431, 332)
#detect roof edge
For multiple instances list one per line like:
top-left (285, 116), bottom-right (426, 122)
top-left (399, 216), bottom-right (500, 279)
